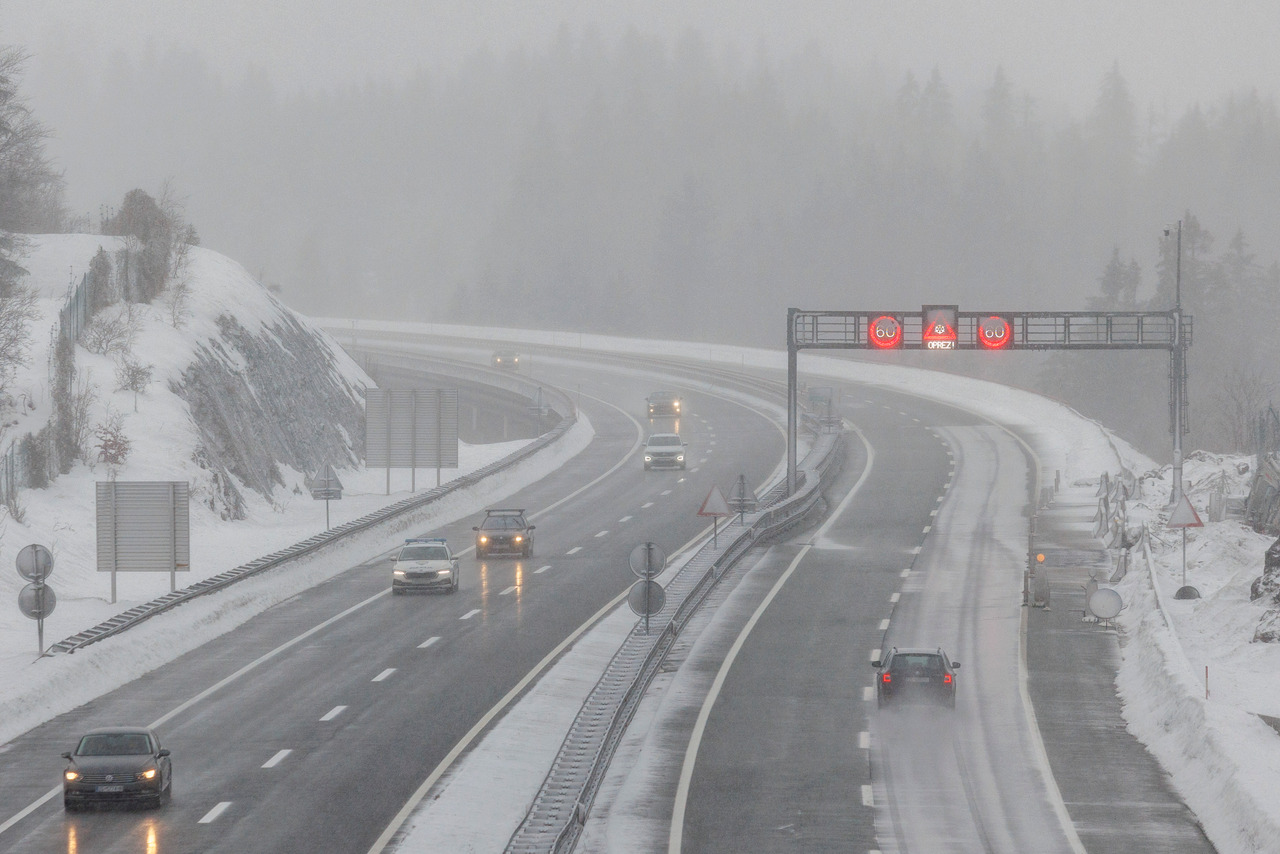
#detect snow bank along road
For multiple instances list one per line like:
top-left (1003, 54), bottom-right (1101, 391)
top-left (0, 350), bottom-right (783, 853)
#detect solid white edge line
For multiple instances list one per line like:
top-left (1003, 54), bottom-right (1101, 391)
top-left (872, 384), bottom-right (1086, 854)
top-left (365, 377), bottom-right (791, 854)
top-left (366, 519), bottom-right (717, 854)
top-left (668, 421), bottom-right (875, 854)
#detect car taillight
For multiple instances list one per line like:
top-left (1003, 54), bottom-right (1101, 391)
top-left (944, 673), bottom-right (952, 683)
top-left (882, 673), bottom-right (891, 683)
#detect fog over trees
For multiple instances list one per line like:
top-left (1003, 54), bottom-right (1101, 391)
top-left (13, 28), bottom-right (1280, 457)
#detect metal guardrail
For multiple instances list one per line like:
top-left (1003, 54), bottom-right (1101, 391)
top-left (48, 353), bottom-right (576, 654)
top-left (504, 429), bottom-right (845, 854)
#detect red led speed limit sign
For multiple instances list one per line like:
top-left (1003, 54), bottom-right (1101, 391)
top-left (978, 315), bottom-right (1012, 349)
top-left (869, 315), bottom-right (902, 349)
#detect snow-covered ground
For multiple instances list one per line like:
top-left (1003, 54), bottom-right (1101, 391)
top-left (0, 234), bottom-right (1273, 854)
top-left (0, 237), bottom-right (595, 748)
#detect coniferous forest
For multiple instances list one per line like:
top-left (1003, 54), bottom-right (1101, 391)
top-left (15, 29), bottom-right (1280, 457)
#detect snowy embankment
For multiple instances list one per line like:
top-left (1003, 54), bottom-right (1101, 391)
top-left (0, 237), bottom-right (594, 748)
top-left (339, 320), bottom-right (1280, 854)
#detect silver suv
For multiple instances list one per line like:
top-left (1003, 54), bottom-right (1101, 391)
top-left (643, 433), bottom-right (687, 470)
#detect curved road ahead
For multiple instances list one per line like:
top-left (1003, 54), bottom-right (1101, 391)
top-left (0, 352), bottom-right (782, 853)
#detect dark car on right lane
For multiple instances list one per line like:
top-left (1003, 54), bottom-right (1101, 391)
top-left (872, 647), bottom-right (960, 709)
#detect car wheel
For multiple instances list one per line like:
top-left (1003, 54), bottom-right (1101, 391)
top-left (451, 573), bottom-right (460, 593)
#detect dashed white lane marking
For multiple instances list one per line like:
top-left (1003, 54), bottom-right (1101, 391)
top-left (710, 440), bottom-right (717, 445)
top-left (418, 636), bottom-right (441, 649)
top-left (262, 750), bottom-right (291, 769)
top-left (890, 592), bottom-right (901, 603)
top-left (566, 546), bottom-right (582, 555)
top-left (661, 490), bottom-right (672, 496)
top-left (320, 706), bottom-right (347, 722)
top-left (642, 502), bottom-right (654, 509)
top-left (372, 668), bottom-right (396, 682)
top-left (859, 731), bottom-right (870, 749)
top-left (689, 467), bottom-right (699, 473)
top-left (922, 525), bottom-right (932, 534)
top-left (900, 568), bottom-right (911, 578)
top-left (460, 609), bottom-right (481, 620)
top-left (936, 495), bottom-right (945, 502)
top-left (706, 449), bottom-right (714, 455)
top-left (500, 586), bottom-right (517, 596)
top-left (869, 648), bottom-right (881, 662)
top-left (534, 565), bottom-right (551, 574)
top-left (595, 530), bottom-right (609, 538)
top-left (862, 785), bottom-right (874, 806)
top-left (930, 508), bottom-right (939, 517)
top-left (863, 686), bottom-right (875, 701)
top-left (199, 802), bottom-right (232, 824)
top-left (910, 546), bottom-right (922, 554)
top-left (618, 516), bottom-right (632, 522)
top-left (879, 619), bottom-right (890, 631)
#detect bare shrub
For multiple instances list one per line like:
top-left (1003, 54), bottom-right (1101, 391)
top-left (114, 358), bottom-right (154, 411)
top-left (94, 408), bottom-right (131, 474)
top-left (81, 305), bottom-right (138, 356)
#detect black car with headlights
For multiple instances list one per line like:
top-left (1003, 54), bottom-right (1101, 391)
top-left (646, 391), bottom-right (682, 417)
top-left (872, 647), bottom-right (960, 709)
top-left (62, 726), bottom-right (172, 810)
top-left (473, 508), bottom-right (535, 558)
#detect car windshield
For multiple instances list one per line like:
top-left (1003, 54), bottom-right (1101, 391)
top-left (482, 516), bottom-right (526, 531)
top-left (400, 545), bottom-right (449, 561)
top-left (77, 733), bottom-right (152, 756)
top-left (648, 436), bottom-right (681, 446)
top-left (892, 654), bottom-right (944, 674)
top-left (651, 393), bottom-right (676, 401)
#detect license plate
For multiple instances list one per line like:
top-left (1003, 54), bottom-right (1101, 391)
top-left (95, 785), bottom-right (124, 792)
top-left (907, 677), bottom-right (932, 683)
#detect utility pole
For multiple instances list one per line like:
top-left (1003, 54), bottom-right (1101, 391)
top-left (1169, 220), bottom-right (1186, 506)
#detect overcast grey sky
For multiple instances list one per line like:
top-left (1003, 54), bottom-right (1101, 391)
top-left (7, 0), bottom-right (1280, 116)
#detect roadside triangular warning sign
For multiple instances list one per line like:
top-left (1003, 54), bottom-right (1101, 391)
top-left (698, 485), bottom-right (732, 517)
top-left (1166, 494), bottom-right (1203, 528)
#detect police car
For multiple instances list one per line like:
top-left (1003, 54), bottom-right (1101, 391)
top-left (391, 538), bottom-right (460, 594)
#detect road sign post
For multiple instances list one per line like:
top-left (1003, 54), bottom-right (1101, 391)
top-left (309, 463), bottom-right (344, 529)
top-left (16, 544), bottom-right (55, 656)
top-left (698, 486), bottom-right (732, 547)
top-left (628, 543), bottom-right (668, 634)
top-left (1167, 493), bottom-right (1204, 598)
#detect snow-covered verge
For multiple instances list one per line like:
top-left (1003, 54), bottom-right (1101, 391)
top-left (0, 237), bottom-right (595, 747)
top-left (341, 321), bottom-right (1280, 854)
top-left (1113, 454), bottom-right (1280, 853)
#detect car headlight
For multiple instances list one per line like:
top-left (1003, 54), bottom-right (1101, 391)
top-left (513, 535), bottom-right (523, 543)
top-left (676, 455), bottom-right (684, 461)
top-left (65, 770), bottom-right (80, 782)
top-left (644, 455), bottom-right (652, 462)
top-left (674, 402), bottom-right (680, 410)
top-left (141, 768), bottom-right (158, 780)
top-left (393, 569), bottom-right (405, 577)
top-left (479, 535), bottom-right (488, 543)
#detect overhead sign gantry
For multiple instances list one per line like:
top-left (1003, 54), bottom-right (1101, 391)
top-left (785, 305), bottom-right (1193, 494)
